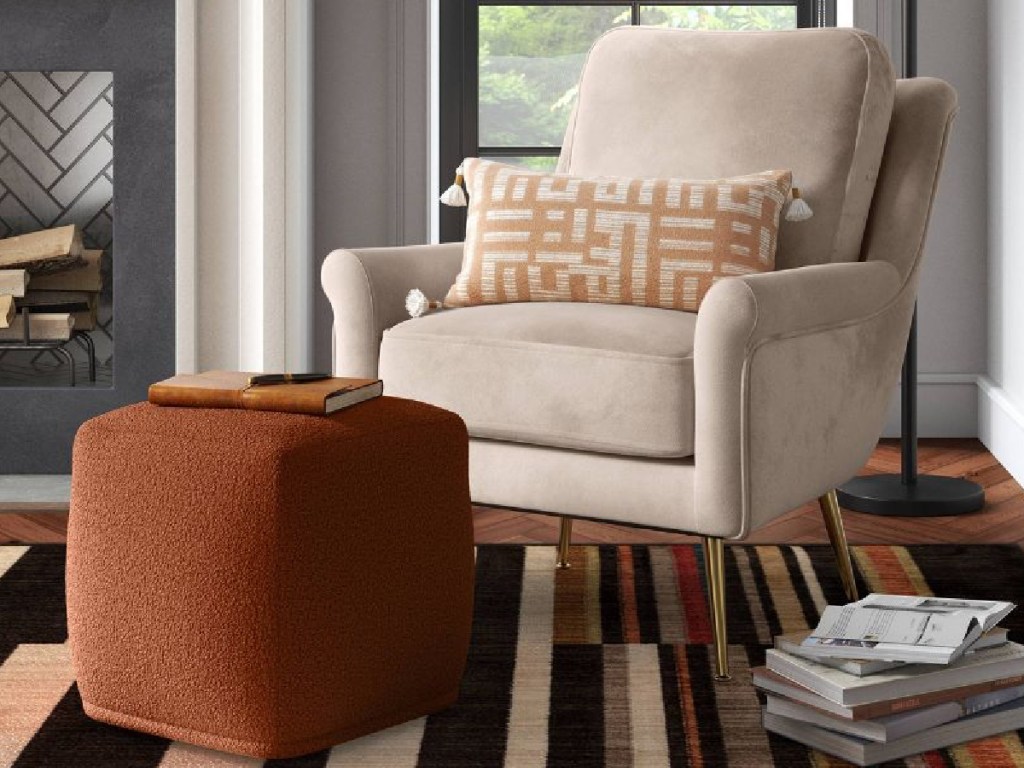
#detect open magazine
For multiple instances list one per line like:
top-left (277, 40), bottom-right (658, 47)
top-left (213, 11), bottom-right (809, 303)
top-left (800, 594), bottom-right (1016, 665)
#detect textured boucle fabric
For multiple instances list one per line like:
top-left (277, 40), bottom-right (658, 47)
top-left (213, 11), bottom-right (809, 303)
top-left (66, 398), bottom-right (474, 759)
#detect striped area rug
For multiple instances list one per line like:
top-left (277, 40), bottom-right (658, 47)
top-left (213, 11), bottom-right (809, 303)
top-left (3, 544), bottom-right (1024, 767)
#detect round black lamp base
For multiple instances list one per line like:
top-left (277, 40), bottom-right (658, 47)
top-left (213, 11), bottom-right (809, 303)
top-left (837, 475), bottom-right (985, 517)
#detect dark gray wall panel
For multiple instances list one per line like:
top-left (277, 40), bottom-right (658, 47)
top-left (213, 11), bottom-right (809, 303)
top-left (0, 0), bottom-right (175, 472)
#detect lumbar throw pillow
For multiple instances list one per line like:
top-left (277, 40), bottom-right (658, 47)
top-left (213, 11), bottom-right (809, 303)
top-left (441, 158), bottom-right (794, 313)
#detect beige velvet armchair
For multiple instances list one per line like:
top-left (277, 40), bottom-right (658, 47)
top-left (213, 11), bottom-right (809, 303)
top-left (322, 27), bottom-right (957, 681)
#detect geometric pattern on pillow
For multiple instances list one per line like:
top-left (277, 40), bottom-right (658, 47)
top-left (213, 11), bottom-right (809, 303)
top-left (445, 158), bottom-right (792, 312)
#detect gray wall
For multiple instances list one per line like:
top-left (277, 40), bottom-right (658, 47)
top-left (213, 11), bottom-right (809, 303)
top-left (985, 0), bottom-right (1024, 480)
top-left (894, 0), bottom-right (988, 436)
top-left (918, 2), bottom-right (988, 379)
top-left (313, 0), bottom-right (430, 372)
top-left (988, 0), bottom-right (1024, 405)
top-left (0, 0), bottom-right (175, 472)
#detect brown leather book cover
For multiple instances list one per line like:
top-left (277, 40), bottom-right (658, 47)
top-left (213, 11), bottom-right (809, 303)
top-left (148, 370), bottom-right (383, 415)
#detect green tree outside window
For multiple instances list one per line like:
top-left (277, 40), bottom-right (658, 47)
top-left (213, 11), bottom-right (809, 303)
top-left (479, 4), bottom-right (797, 169)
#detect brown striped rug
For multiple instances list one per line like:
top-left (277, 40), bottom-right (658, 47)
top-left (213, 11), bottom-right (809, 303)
top-left (3, 544), bottom-right (1024, 767)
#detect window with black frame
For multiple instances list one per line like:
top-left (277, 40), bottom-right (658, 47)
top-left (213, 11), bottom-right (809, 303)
top-left (439, 0), bottom-right (834, 241)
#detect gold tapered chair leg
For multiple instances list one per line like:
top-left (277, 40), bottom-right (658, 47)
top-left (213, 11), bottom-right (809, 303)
top-left (556, 517), bottom-right (572, 569)
top-left (819, 489), bottom-right (859, 603)
top-left (702, 536), bottom-right (731, 682)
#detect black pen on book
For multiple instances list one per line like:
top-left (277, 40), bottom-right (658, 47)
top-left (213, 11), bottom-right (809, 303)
top-left (247, 373), bottom-right (333, 387)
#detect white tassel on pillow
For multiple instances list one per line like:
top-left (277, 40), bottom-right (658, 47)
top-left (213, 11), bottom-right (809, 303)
top-left (406, 289), bottom-right (445, 318)
top-left (785, 186), bottom-right (814, 222)
top-left (439, 163), bottom-right (467, 207)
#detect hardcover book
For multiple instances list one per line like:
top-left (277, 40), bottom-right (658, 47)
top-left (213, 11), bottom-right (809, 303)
top-left (764, 642), bottom-right (1024, 707)
top-left (764, 684), bottom-right (1024, 743)
top-left (149, 370), bottom-right (383, 415)
top-left (763, 697), bottom-right (1024, 767)
top-left (774, 627), bottom-right (1010, 677)
top-left (801, 594), bottom-right (1015, 665)
top-left (753, 666), bottom-right (1024, 721)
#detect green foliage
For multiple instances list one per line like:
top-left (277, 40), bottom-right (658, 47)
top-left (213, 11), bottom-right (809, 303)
top-left (478, 4), bottom-right (798, 161)
top-left (640, 5), bottom-right (797, 31)
top-left (479, 5), bottom-right (629, 57)
top-left (478, 5), bottom-right (627, 148)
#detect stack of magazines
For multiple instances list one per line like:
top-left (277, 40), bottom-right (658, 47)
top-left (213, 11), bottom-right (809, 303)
top-left (756, 594), bottom-right (1024, 765)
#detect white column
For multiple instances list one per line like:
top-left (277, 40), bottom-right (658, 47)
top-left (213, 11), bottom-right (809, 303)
top-left (179, 0), bottom-right (312, 374)
top-left (238, 0), bottom-right (287, 373)
top-left (175, 0), bottom-right (198, 373)
top-left (285, 0), bottom-right (314, 372)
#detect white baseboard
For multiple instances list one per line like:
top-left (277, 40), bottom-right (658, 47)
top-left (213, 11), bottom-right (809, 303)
top-left (880, 374), bottom-right (980, 438)
top-left (978, 376), bottom-right (1024, 486)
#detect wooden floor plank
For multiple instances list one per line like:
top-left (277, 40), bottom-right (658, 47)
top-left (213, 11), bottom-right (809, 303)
top-left (2, 439), bottom-right (1021, 546)
top-left (0, 512), bottom-right (70, 544)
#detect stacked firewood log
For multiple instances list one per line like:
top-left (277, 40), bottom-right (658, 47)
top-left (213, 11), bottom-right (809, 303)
top-left (0, 226), bottom-right (102, 341)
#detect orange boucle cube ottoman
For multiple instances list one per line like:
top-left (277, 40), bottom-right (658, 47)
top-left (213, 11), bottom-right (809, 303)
top-left (66, 397), bottom-right (474, 759)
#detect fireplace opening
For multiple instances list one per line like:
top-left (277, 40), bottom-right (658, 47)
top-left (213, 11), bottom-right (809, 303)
top-left (0, 71), bottom-right (113, 388)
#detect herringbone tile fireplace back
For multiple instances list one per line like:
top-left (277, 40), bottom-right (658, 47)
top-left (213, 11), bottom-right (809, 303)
top-left (0, 71), bottom-right (112, 246)
top-left (0, 71), bottom-right (114, 380)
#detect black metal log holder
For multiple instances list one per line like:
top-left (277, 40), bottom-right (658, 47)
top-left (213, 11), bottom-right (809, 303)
top-left (0, 306), bottom-right (97, 387)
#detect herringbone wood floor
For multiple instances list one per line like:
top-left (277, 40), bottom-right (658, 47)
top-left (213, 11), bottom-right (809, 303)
top-left (2, 439), bottom-right (1021, 545)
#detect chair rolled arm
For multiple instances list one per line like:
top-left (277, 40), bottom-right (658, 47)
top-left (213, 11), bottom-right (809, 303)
top-left (321, 243), bottom-right (464, 378)
top-left (693, 259), bottom-right (911, 538)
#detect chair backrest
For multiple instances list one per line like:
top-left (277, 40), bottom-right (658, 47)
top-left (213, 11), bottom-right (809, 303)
top-left (860, 77), bottom-right (958, 281)
top-left (558, 26), bottom-right (896, 271)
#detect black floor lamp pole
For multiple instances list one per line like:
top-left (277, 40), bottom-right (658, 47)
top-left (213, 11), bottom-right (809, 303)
top-left (901, 309), bottom-right (919, 485)
top-left (836, 0), bottom-right (984, 517)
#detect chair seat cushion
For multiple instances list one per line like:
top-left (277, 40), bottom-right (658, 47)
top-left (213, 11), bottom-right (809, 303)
top-left (380, 302), bottom-right (696, 458)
